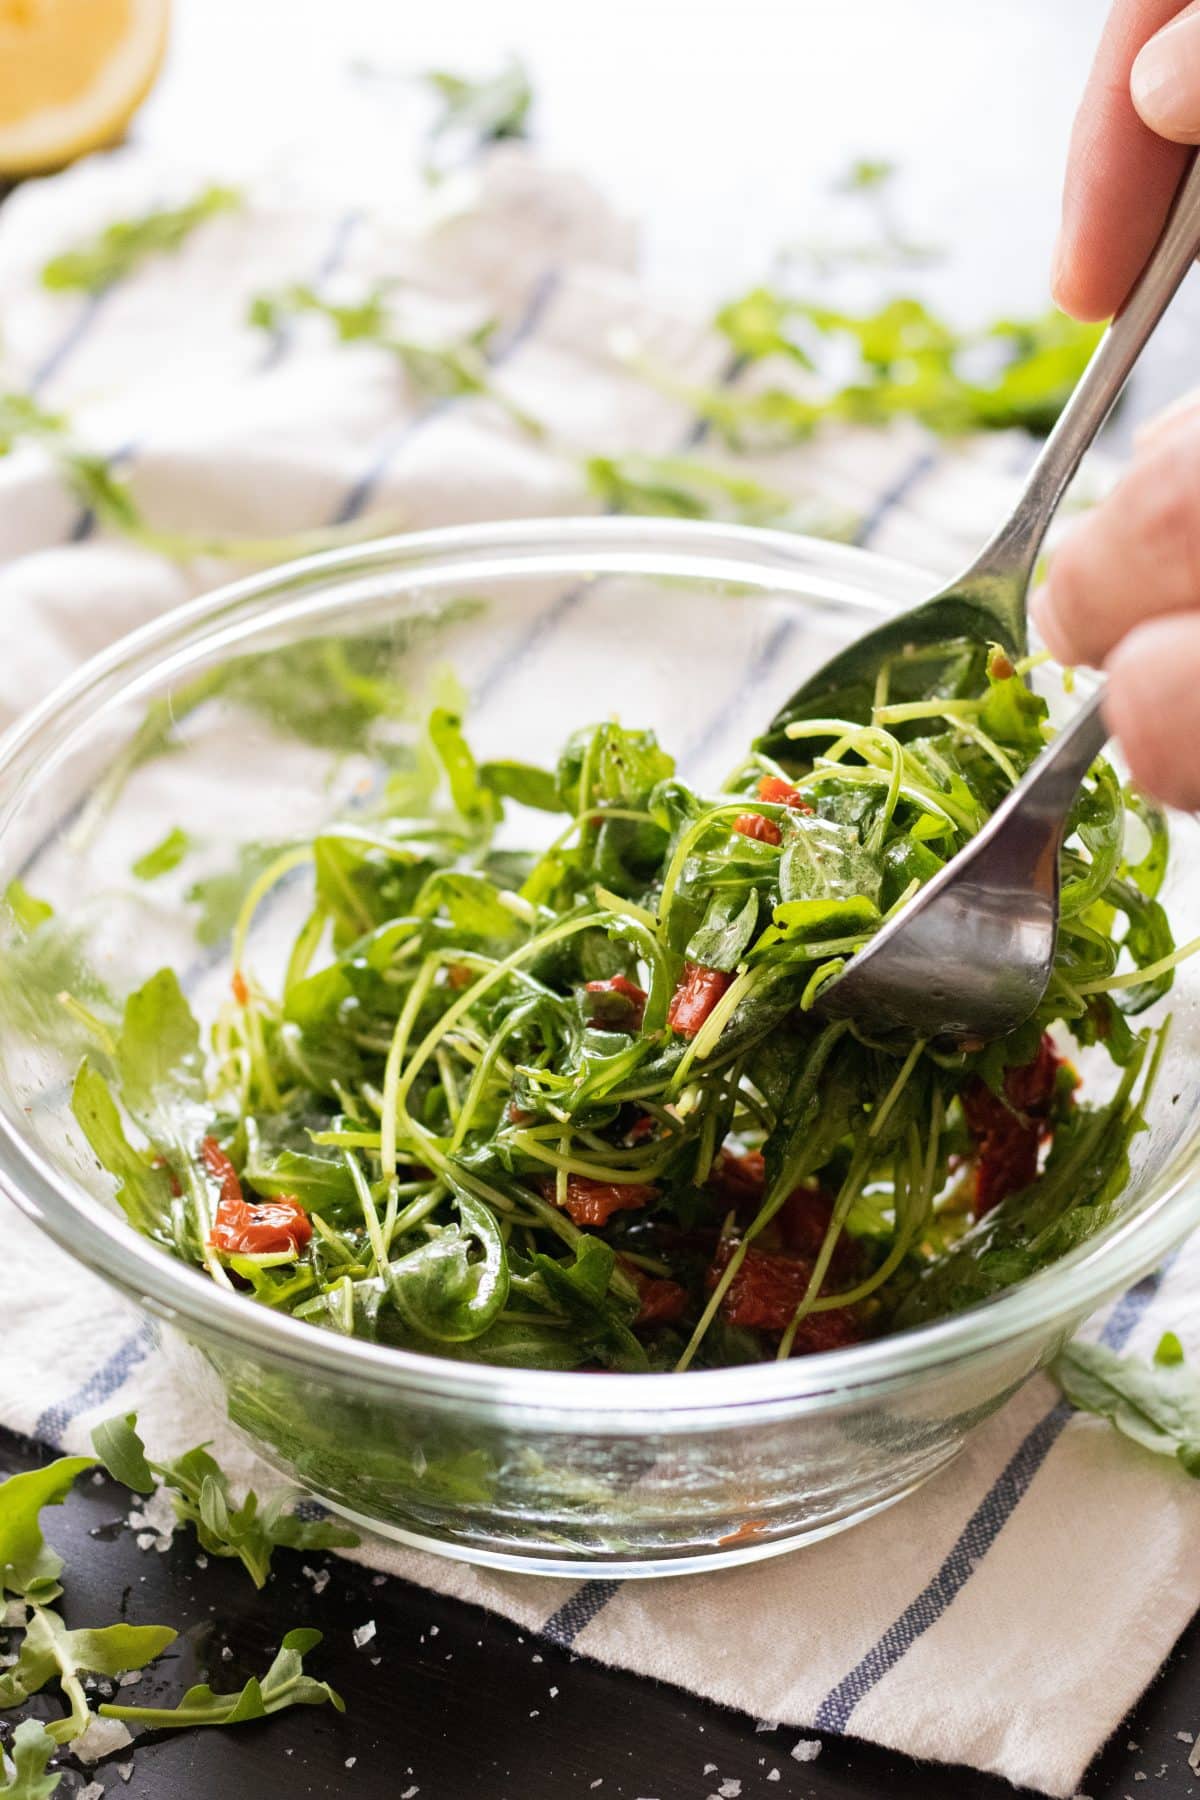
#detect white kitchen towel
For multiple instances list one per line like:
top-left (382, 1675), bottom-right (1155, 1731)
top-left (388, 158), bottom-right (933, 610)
top-left (2, 143), bottom-right (1199, 1800)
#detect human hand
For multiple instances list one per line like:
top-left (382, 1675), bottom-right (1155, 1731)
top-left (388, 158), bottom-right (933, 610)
top-left (1032, 1), bottom-right (1200, 810)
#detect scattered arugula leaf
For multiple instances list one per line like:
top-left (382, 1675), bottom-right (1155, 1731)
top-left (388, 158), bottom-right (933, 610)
top-left (419, 57), bottom-right (533, 171)
top-left (628, 295), bottom-right (1102, 449)
top-left (0, 1608), bottom-right (176, 1744)
top-left (584, 451), bottom-right (857, 539)
top-left (131, 828), bottom-right (194, 881)
top-left (0, 1719), bottom-right (61, 1798)
top-left (247, 283), bottom-right (541, 434)
top-left (1052, 1334), bottom-right (1200, 1475)
top-left (0, 390), bottom-right (378, 564)
top-left (2, 882), bottom-right (53, 933)
top-left (99, 1628), bottom-right (344, 1730)
top-left (91, 1415), bottom-right (359, 1588)
top-left (41, 187), bottom-right (241, 295)
top-left (0, 1459), bottom-right (94, 1604)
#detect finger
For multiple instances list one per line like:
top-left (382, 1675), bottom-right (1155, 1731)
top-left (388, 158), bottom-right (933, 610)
top-left (1104, 612), bottom-right (1200, 809)
top-left (1132, 0), bottom-right (1200, 137)
top-left (1053, 0), bottom-right (1191, 321)
top-left (1133, 383), bottom-right (1200, 450)
top-left (1030, 413), bottom-right (1200, 666)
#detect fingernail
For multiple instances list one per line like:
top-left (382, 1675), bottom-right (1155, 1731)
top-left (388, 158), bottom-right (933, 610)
top-left (1132, 9), bottom-right (1200, 136)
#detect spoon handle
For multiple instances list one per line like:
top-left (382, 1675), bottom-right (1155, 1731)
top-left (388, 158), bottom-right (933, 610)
top-left (967, 150), bottom-right (1200, 609)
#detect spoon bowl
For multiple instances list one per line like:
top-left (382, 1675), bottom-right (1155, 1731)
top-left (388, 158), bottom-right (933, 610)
top-left (760, 152), bottom-right (1200, 1044)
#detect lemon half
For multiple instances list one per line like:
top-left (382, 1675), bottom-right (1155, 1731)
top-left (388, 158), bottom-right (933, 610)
top-left (0, 0), bottom-right (169, 176)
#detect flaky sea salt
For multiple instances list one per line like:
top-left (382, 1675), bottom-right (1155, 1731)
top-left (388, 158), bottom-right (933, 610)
top-left (352, 1620), bottom-right (377, 1649)
top-left (116, 1765), bottom-right (134, 1785)
top-left (73, 1717), bottom-right (133, 1764)
top-left (302, 1564), bottom-right (331, 1596)
top-left (791, 1739), bottom-right (822, 1763)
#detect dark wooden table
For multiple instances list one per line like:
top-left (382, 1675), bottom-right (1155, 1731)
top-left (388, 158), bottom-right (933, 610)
top-left (3, 1425), bottom-right (1198, 1800)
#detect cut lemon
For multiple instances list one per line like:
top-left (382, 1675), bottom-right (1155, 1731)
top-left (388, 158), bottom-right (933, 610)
top-left (0, 0), bottom-right (169, 176)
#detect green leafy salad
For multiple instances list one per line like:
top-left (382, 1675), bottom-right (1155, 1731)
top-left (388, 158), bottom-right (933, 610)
top-left (64, 640), bottom-right (1190, 1374)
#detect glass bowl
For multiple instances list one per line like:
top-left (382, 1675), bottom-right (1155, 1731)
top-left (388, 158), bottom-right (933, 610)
top-left (2, 517), bottom-right (1199, 1579)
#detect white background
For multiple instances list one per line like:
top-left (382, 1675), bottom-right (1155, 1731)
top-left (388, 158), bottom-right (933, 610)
top-left (134, 0), bottom-right (1199, 434)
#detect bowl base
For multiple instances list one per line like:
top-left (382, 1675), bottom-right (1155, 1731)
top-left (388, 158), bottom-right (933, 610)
top-left (320, 1468), bottom-right (942, 1580)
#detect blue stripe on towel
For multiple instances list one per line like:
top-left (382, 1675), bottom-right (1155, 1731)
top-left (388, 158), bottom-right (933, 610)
top-left (29, 290), bottom-right (116, 397)
top-left (812, 1262), bottom-right (1169, 1731)
top-left (541, 1580), bottom-right (622, 1646)
top-left (33, 1321), bottom-right (156, 1448)
top-left (328, 263), bottom-right (561, 528)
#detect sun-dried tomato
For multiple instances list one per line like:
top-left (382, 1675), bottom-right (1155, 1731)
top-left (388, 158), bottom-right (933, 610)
top-left (622, 1261), bottom-right (688, 1326)
top-left (962, 1034), bottom-right (1071, 1217)
top-left (584, 973), bottom-right (647, 1031)
top-left (667, 964), bottom-right (732, 1036)
top-left (231, 969), bottom-right (249, 1006)
top-left (708, 1147), bottom-right (767, 1210)
top-left (446, 963), bottom-right (476, 991)
top-left (539, 1174), bottom-right (659, 1228)
top-left (707, 1241), bottom-right (862, 1351)
top-left (757, 775), bottom-right (814, 813)
top-left (203, 1137), bottom-right (312, 1256)
top-left (733, 812), bottom-right (782, 847)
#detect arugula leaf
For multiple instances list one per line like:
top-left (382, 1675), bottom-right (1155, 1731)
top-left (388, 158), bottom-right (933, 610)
top-left (0, 1607), bottom-right (176, 1744)
top-left (100, 1628), bottom-right (343, 1729)
top-left (1052, 1335), bottom-right (1200, 1475)
top-left (91, 1415), bottom-right (359, 1589)
top-left (478, 759), bottom-right (562, 813)
top-left (525, 1237), bottom-right (648, 1371)
top-left (0, 1720), bottom-right (60, 1798)
top-left (132, 828), bottom-right (193, 882)
top-left (247, 284), bottom-right (541, 433)
top-left (584, 452), bottom-right (857, 541)
top-left (71, 1062), bottom-right (175, 1241)
top-left (41, 187), bottom-right (241, 295)
top-left (115, 969), bottom-right (206, 1140)
top-left (0, 1460), bottom-right (94, 1603)
top-left (420, 57), bottom-right (533, 159)
top-left (634, 293), bottom-right (1102, 449)
top-left (387, 1190), bottom-right (510, 1343)
top-left (2, 881), bottom-right (53, 933)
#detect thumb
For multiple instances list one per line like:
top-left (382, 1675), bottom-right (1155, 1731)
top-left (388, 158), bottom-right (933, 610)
top-left (1132, 1), bottom-right (1200, 141)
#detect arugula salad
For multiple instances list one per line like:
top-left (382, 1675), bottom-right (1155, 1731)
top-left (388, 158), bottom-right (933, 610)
top-left (66, 639), bottom-right (1186, 1374)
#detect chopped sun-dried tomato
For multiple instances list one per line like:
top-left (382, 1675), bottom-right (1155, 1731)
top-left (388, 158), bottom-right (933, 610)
top-left (201, 1136), bottom-right (244, 1208)
top-left (626, 1112), bottom-right (658, 1144)
top-left (667, 963), bottom-right (732, 1037)
top-left (585, 973), bottom-right (647, 1031)
top-left (203, 1137), bottom-right (313, 1257)
top-left (757, 775), bottom-right (814, 814)
top-left (962, 1033), bottom-right (1071, 1217)
top-left (708, 1147), bottom-right (767, 1210)
top-left (719, 1518), bottom-right (768, 1546)
top-left (733, 812), bottom-right (782, 847)
top-left (231, 969), bottom-right (249, 1007)
top-left (707, 1241), bottom-right (862, 1351)
top-left (446, 963), bottom-right (476, 991)
top-left (539, 1174), bottom-right (659, 1228)
top-left (506, 1101), bottom-right (536, 1126)
top-left (621, 1260), bottom-right (688, 1326)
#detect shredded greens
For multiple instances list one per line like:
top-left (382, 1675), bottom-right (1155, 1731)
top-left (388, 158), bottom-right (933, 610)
top-left (67, 645), bottom-right (1188, 1372)
top-left (40, 187), bottom-right (242, 295)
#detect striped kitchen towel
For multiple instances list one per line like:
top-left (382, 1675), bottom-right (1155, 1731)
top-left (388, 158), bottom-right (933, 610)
top-left (2, 141), bottom-right (1199, 1800)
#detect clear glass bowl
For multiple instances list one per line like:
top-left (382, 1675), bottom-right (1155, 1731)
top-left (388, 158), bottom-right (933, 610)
top-left (2, 517), bottom-right (1199, 1579)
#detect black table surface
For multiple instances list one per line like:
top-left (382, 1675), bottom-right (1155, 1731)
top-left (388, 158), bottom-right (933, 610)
top-left (2, 1424), bottom-right (1198, 1800)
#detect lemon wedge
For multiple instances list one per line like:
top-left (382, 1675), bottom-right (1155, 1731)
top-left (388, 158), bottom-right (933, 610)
top-left (0, 0), bottom-right (169, 176)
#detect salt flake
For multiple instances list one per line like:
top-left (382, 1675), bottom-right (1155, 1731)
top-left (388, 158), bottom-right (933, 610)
top-left (73, 1717), bottom-right (133, 1764)
top-left (353, 1620), bottom-right (377, 1649)
top-left (791, 1739), bottom-right (822, 1763)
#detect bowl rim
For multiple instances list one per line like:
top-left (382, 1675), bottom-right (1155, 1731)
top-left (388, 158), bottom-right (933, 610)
top-left (3, 513), bottom-right (1199, 1422)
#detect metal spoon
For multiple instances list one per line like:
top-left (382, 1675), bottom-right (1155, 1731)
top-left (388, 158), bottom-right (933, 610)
top-left (763, 153), bottom-right (1200, 1045)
